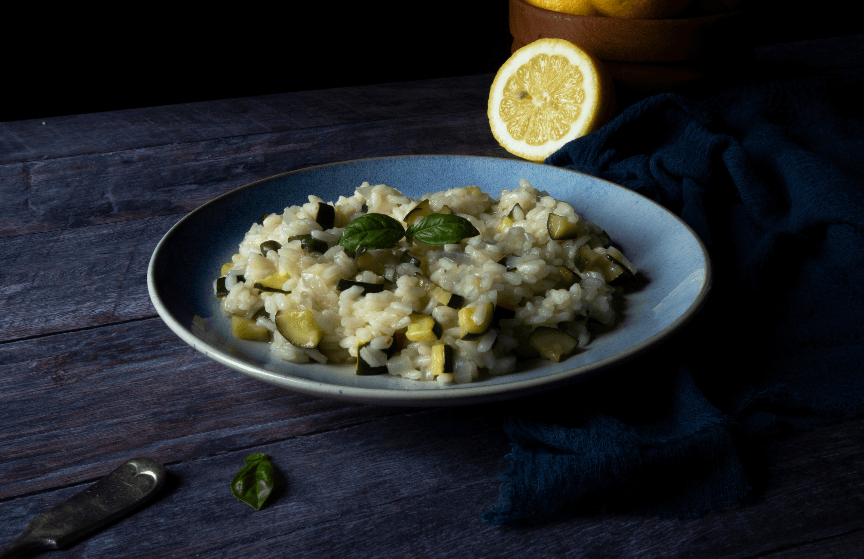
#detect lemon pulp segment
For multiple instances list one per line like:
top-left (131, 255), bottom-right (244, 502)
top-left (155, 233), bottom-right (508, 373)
top-left (500, 53), bottom-right (586, 146)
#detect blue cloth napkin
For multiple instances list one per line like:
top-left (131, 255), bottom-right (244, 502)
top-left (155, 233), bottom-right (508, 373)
top-left (483, 70), bottom-right (864, 525)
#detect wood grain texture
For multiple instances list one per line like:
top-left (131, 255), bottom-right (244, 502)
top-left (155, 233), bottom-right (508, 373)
top-left (0, 216), bottom-right (169, 342)
top-left (0, 74), bottom-right (497, 165)
top-left (1, 413), bottom-right (861, 558)
top-left (0, 111), bottom-right (515, 240)
top-left (0, 317), bottom-right (409, 500)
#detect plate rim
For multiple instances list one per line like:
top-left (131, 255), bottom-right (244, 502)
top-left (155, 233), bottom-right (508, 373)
top-left (147, 154), bottom-right (713, 406)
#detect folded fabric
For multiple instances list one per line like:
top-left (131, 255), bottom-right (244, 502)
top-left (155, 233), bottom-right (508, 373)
top-left (483, 70), bottom-right (864, 525)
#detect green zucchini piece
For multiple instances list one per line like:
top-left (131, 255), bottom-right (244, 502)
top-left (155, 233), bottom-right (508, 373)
top-left (231, 315), bottom-right (271, 342)
top-left (275, 309), bottom-right (324, 349)
top-left (259, 240), bottom-right (282, 256)
top-left (439, 205), bottom-right (453, 215)
top-left (556, 265), bottom-right (578, 289)
top-left (253, 271), bottom-right (291, 293)
top-left (336, 278), bottom-right (385, 293)
top-left (528, 327), bottom-right (578, 363)
top-left (430, 342), bottom-right (454, 376)
top-left (355, 245), bottom-right (386, 276)
top-left (406, 313), bottom-right (442, 342)
top-left (412, 275), bottom-right (462, 307)
top-left (214, 277), bottom-right (229, 298)
top-left (432, 286), bottom-right (464, 309)
top-left (574, 244), bottom-right (603, 273)
top-left (288, 234), bottom-right (328, 254)
top-left (404, 199), bottom-right (432, 226)
top-left (459, 302), bottom-right (495, 340)
top-left (356, 338), bottom-right (397, 375)
top-left (604, 254), bottom-right (635, 285)
top-left (315, 202), bottom-right (335, 230)
top-left (508, 203), bottom-right (524, 220)
top-left (400, 251), bottom-right (422, 268)
top-left (497, 256), bottom-right (517, 272)
top-left (414, 275), bottom-right (437, 292)
top-left (547, 213), bottom-right (581, 241)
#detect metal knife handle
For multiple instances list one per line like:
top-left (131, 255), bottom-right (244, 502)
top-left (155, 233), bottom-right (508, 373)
top-left (0, 457), bottom-right (165, 559)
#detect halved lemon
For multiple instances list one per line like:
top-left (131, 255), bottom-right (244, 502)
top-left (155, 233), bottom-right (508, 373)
top-left (488, 38), bottom-right (615, 162)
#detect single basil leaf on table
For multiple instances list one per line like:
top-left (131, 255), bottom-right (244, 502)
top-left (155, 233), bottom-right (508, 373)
top-left (338, 213), bottom-right (405, 251)
top-left (231, 453), bottom-right (275, 511)
top-left (406, 213), bottom-right (480, 246)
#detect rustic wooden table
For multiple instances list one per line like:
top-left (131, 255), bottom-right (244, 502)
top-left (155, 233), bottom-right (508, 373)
top-left (2, 34), bottom-right (863, 558)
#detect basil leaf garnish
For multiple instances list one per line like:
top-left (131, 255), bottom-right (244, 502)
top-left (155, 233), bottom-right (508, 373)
top-left (406, 214), bottom-right (480, 246)
top-left (231, 453), bottom-right (275, 511)
top-left (338, 213), bottom-right (405, 251)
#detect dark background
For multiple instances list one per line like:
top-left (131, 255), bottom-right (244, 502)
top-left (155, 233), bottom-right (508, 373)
top-left (1, 1), bottom-right (859, 123)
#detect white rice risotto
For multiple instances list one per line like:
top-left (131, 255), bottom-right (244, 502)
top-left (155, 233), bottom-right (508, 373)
top-left (216, 179), bottom-right (636, 386)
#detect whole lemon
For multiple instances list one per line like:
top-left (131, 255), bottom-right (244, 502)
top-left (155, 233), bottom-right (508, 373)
top-left (523, 0), bottom-right (597, 15)
top-left (590, 0), bottom-right (694, 18)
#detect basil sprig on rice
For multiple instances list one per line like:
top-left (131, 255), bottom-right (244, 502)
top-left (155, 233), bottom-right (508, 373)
top-left (339, 212), bottom-right (479, 251)
top-left (407, 213), bottom-right (480, 246)
top-left (338, 213), bottom-right (405, 252)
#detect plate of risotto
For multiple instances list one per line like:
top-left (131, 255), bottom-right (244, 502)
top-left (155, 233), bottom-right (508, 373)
top-left (148, 155), bottom-right (711, 406)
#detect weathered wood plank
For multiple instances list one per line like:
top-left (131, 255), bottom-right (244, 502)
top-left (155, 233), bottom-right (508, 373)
top-left (1, 411), bottom-right (861, 558)
top-left (0, 215), bottom-right (170, 342)
top-left (0, 74), bottom-right (496, 165)
top-left (0, 316), bottom-right (411, 500)
top-left (0, 110), bottom-right (514, 240)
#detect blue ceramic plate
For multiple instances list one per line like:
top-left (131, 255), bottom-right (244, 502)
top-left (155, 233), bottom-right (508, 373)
top-left (148, 155), bottom-right (711, 406)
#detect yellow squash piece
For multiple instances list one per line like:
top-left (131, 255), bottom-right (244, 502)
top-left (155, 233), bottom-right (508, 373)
top-left (528, 327), bottom-right (578, 363)
top-left (488, 38), bottom-right (615, 162)
top-left (254, 271), bottom-right (291, 292)
top-left (406, 313), bottom-right (442, 342)
top-left (430, 342), bottom-right (454, 376)
top-left (231, 316), bottom-right (271, 342)
top-left (458, 302), bottom-right (495, 339)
